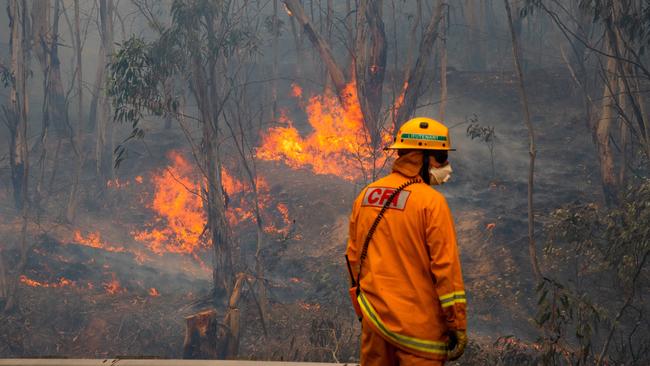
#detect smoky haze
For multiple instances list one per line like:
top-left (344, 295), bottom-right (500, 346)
top-left (0, 0), bottom-right (647, 364)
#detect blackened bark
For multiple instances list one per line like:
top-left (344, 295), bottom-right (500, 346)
top-left (355, 0), bottom-right (387, 150)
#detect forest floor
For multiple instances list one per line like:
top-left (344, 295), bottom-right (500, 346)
top-left (0, 67), bottom-right (603, 363)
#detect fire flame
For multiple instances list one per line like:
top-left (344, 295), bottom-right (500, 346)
top-left (73, 230), bottom-right (126, 253)
top-left (20, 275), bottom-right (75, 288)
top-left (107, 178), bottom-right (130, 189)
top-left (257, 82), bottom-right (390, 181)
top-left (103, 274), bottom-right (126, 295)
top-left (222, 169), bottom-right (292, 234)
top-left (394, 81), bottom-right (408, 112)
top-left (291, 83), bottom-right (303, 98)
top-left (149, 287), bottom-right (160, 297)
top-left (124, 151), bottom-right (292, 261)
top-left (73, 230), bottom-right (149, 263)
top-left (133, 151), bottom-right (208, 255)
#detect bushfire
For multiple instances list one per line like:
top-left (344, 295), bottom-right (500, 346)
top-left (20, 275), bottom-right (75, 288)
top-left (257, 82), bottom-right (392, 181)
top-left (132, 151), bottom-right (207, 255)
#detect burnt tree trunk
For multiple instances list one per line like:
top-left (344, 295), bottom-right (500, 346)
top-left (394, 1), bottom-right (444, 124)
top-left (183, 309), bottom-right (221, 359)
top-left (4, 0), bottom-right (30, 211)
top-left (95, 0), bottom-right (115, 186)
top-left (187, 12), bottom-right (235, 301)
top-left (271, 0), bottom-right (279, 118)
top-left (66, 0), bottom-right (84, 222)
top-left (355, 0), bottom-right (387, 151)
top-left (284, 0), bottom-right (347, 96)
top-left (439, 0), bottom-right (448, 121)
top-left (597, 37), bottom-right (618, 205)
top-left (32, 0), bottom-right (66, 210)
top-left (3, 0), bottom-right (30, 312)
top-left (288, 6), bottom-right (303, 79)
top-left (504, 0), bottom-right (541, 282)
top-left (182, 274), bottom-right (249, 359)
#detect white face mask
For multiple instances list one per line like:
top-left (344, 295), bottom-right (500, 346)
top-left (429, 163), bottom-right (453, 185)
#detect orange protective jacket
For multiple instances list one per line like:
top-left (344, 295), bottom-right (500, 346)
top-left (346, 151), bottom-right (467, 361)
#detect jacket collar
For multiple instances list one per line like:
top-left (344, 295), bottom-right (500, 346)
top-left (392, 151), bottom-right (423, 178)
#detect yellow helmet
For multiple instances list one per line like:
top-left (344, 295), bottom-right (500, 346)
top-left (386, 117), bottom-right (454, 151)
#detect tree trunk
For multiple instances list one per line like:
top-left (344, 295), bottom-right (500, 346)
top-left (188, 19), bottom-right (234, 300)
top-left (355, 0), bottom-right (387, 151)
top-left (32, 0), bottom-right (66, 210)
top-left (3, 0), bottom-right (30, 312)
top-left (597, 39), bottom-right (618, 205)
top-left (31, 0), bottom-right (50, 211)
top-left (504, 0), bottom-right (541, 282)
top-left (182, 309), bottom-right (221, 359)
top-left (32, 0), bottom-right (66, 137)
top-left (48, 0), bottom-right (66, 137)
top-left (95, 0), bottom-right (115, 187)
top-left (88, 51), bottom-right (103, 131)
top-left (439, 1), bottom-right (448, 121)
top-left (464, 0), bottom-right (478, 69)
top-left (182, 274), bottom-right (248, 359)
top-left (0, 255), bottom-right (7, 299)
top-left (288, 8), bottom-right (303, 79)
top-left (271, 0), bottom-right (279, 118)
top-left (66, 0), bottom-right (84, 222)
top-left (5, 0), bottom-right (30, 211)
top-left (394, 1), bottom-right (444, 124)
top-left (284, 0), bottom-right (347, 100)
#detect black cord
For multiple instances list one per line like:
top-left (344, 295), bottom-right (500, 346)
top-left (354, 178), bottom-right (422, 293)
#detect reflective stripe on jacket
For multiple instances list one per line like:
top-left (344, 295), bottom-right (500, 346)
top-left (346, 151), bottom-right (467, 360)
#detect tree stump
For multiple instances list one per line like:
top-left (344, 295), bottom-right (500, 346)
top-left (182, 274), bottom-right (249, 359)
top-left (182, 309), bottom-right (225, 359)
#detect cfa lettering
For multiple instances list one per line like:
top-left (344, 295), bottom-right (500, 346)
top-left (361, 187), bottom-right (410, 210)
top-left (367, 188), bottom-right (401, 206)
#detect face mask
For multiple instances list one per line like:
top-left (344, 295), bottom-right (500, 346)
top-left (429, 163), bottom-right (453, 185)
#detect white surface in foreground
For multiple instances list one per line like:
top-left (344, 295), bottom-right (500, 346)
top-left (0, 360), bottom-right (356, 366)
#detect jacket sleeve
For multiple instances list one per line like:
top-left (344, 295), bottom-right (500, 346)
top-left (345, 194), bottom-right (363, 286)
top-left (426, 195), bottom-right (467, 331)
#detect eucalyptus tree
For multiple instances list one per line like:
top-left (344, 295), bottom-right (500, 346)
top-left (283, 0), bottom-right (445, 181)
top-left (527, 0), bottom-right (650, 204)
top-left (108, 0), bottom-right (261, 301)
top-left (2, 0), bottom-right (31, 313)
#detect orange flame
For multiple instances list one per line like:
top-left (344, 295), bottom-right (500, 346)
top-left (257, 82), bottom-right (390, 181)
top-left (20, 275), bottom-right (75, 288)
top-left (291, 83), bottom-right (303, 98)
top-left (149, 287), bottom-right (160, 297)
top-left (263, 202), bottom-right (291, 235)
top-left (133, 151), bottom-right (208, 255)
top-left (134, 151), bottom-right (292, 260)
top-left (107, 178), bottom-right (130, 189)
top-left (73, 230), bottom-right (126, 253)
top-left (103, 274), bottom-right (125, 295)
top-left (393, 81), bottom-right (409, 112)
top-left (222, 169), bottom-right (292, 234)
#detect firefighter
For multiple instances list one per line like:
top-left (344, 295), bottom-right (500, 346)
top-left (345, 117), bottom-right (467, 365)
